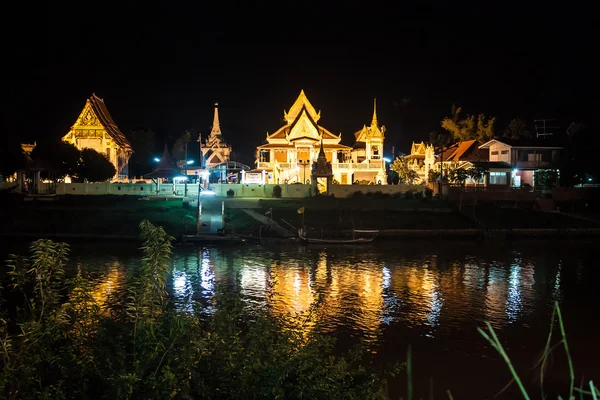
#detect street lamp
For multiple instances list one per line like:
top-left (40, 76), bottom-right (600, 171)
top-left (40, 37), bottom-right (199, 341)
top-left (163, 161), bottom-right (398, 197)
top-left (153, 157), bottom-right (160, 162)
top-left (298, 159), bottom-right (310, 184)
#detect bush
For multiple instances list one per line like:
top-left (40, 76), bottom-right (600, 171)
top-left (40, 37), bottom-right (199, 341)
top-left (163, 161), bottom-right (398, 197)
top-left (425, 187), bottom-right (433, 199)
top-left (351, 191), bottom-right (364, 197)
top-left (227, 189), bottom-right (235, 197)
top-left (404, 190), bottom-right (414, 200)
top-left (414, 191), bottom-right (424, 200)
top-left (272, 185), bottom-right (282, 198)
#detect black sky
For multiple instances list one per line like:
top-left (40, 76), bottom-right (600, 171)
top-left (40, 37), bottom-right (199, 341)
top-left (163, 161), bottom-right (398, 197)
top-left (6, 1), bottom-right (597, 166)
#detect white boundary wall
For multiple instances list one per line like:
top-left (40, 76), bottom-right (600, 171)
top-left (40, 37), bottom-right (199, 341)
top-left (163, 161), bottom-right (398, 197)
top-left (35, 182), bottom-right (426, 198)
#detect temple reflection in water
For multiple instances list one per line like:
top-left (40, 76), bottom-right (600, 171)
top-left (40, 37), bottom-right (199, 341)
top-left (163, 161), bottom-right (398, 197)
top-left (160, 245), bottom-right (541, 342)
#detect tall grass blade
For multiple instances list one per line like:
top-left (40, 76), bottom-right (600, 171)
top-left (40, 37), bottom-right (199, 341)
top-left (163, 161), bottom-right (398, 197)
top-left (446, 389), bottom-right (454, 400)
top-left (555, 301), bottom-right (575, 400)
top-left (478, 323), bottom-right (531, 400)
top-left (591, 381), bottom-right (598, 400)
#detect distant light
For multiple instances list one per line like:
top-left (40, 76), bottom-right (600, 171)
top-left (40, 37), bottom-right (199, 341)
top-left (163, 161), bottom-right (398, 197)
top-left (153, 157), bottom-right (160, 162)
top-left (173, 176), bottom-right (188, 181)
top-left (383, 157), bottom-right (391, 163)
top-left (187, 160), bottom-right (194, 165)
top-left (201, 190), bottom-right (216, 196)
top-left (589, 178), bottom-right (593, 182)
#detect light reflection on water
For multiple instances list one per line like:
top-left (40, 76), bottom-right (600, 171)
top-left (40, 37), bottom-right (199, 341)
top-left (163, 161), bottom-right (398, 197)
top-left (65, 240), bottom-right (600, 398)
top-left (80, 243), bottom-right (593, 340)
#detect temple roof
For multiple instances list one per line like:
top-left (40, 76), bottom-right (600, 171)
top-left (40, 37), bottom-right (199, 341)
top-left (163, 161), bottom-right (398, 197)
top-left (284, 90), bottom-right (320, 124)
top-left (353, 99), bottom-right (385, 141)
top-left (84, 94), bottom-right (132, 153)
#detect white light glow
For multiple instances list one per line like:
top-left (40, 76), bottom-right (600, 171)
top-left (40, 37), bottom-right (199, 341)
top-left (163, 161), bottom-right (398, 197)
top-left (201, 190), bottom-right (216, 196)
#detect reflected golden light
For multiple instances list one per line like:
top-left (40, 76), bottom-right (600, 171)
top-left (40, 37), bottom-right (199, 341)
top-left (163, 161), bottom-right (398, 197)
top-left (91, 261), bottom-right (125, 314)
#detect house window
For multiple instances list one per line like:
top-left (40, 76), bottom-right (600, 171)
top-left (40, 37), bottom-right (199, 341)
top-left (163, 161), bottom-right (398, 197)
top-left (501, 150), bottom-right (509, 155)
top-left (528, 153), bottom-right (542, 161)
top-left (489, 172), bottom-right (507, 185)
top-left (491, 151), bottom-right (499, 155)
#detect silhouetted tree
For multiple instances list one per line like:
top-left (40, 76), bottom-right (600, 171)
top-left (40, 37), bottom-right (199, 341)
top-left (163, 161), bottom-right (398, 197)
top-left (0, 138), bottom-right (26, 179)
top-left (127, 129), bottom-right (156, 177)
top-left (172, 130), bottom-right (193, 168)
top-left (503, 118), bottom-right (531, 139)
top-left (30, 141), bottom-right (80, 180)
top-left (78, 148), bottom-right (116, 182)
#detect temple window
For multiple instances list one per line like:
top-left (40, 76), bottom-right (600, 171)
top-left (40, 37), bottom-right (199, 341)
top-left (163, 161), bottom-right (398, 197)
top-left (260, 150), bottom-right (270, 162)
top-left (372, 145), bottom-right (380, 159)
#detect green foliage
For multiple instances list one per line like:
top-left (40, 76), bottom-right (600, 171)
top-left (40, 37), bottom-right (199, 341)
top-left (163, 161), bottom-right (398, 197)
top-left (441, 105), bottom-right (496, 142)
top-left (534, 169), bottom-right (559, 190)
top-left (404, 190), bottom-right (414, 200)
top-left (78, 148), bottom-right (117, 182)
top-left (30, 140), bottom-right (81, 180)
top-left (0, 221), bottom-right (390, 399)
top-left (390, 156), bottom-right (419, 184)
top-left (272, 184), bottom-right (282, 198)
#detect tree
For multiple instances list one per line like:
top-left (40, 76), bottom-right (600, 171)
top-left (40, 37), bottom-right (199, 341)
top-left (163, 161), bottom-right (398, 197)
top-left (0, 139), bottom-right (26, 179)
top-left (390, 156), bottom-right (418, 184)
top-left (503, 118), bottom-right (531, 139)
top-left (467, 165), bottom-right (488, 184)
top-left (441, 105), bottom-right (496, 142)
top-left (30, 140), bottom-right (81, 180)
top-left (127, 129), bottom-right (155, 177)
top-left (172, 130), bottom-right (193, 168)
top-left (78, 148), bottom-right (116, 182)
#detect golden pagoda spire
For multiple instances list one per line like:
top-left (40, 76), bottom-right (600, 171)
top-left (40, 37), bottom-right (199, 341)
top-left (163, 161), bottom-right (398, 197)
top-left (210, 102), bottom-right (221, 138)
top-left (371, 98), bottom-right (378, 127)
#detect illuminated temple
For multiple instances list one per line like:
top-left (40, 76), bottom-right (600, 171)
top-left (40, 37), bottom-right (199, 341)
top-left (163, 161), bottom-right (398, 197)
top-left (62, 94), bottom-right (133, 179)
top-left (200, 102), bottom-right (232, 168)
top-left (255, 90), bottom-right (387, 185)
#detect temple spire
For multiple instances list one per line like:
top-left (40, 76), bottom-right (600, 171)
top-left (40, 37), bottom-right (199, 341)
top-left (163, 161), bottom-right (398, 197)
top-left (371, 98), bottom-right (378, 127)
top-left (210, 102), bottom-right (221, 137)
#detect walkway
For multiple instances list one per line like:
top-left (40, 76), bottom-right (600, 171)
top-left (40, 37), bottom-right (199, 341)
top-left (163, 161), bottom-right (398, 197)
top-left (240, 209), bottom-right (295, 237)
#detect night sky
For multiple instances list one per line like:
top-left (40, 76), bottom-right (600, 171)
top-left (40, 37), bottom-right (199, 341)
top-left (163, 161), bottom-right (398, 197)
top-left (8, 2), bottom-right (596, 166)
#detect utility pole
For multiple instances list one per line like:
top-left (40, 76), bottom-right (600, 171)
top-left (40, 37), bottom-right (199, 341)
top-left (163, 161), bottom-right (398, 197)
top-left (184, 131), bottom-right (189, 197)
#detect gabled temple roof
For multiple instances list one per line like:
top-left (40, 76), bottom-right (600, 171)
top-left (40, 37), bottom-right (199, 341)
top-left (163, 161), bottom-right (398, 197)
top-left (284, 90), bottom-right (321, 124)
top-left (84, 94), bottom-right (132, 153)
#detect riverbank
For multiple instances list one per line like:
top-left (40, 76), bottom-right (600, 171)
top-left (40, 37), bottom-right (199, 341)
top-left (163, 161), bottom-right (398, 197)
top-left (2, 194), bottom-right (600, 241)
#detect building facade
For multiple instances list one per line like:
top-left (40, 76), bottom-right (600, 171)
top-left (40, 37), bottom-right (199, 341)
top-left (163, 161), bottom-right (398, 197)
top-left (62, 94), bottom-right (133, 179)
top-left (479, 138), bottom-right (563, 187)
top-left (255, 90), bottom-right (387, 185)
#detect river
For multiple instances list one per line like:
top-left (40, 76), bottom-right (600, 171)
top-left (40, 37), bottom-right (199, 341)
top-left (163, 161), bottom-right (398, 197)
top-left (2, 238), bottom-right (599, 399)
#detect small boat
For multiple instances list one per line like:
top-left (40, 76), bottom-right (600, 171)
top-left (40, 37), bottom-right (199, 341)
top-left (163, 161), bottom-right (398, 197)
top-left (298, 229), bottom-right (377, 245)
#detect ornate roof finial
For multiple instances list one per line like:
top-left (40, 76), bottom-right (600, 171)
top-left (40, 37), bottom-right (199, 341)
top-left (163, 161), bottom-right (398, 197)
top-left (210, 102), bottom-right (222, 138)
top-left (371, 98), bottom-right (378, 127)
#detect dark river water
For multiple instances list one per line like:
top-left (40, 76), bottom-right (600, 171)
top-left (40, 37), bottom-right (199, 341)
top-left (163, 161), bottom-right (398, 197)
top-left (2, 239), bottom-right (599, 399)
